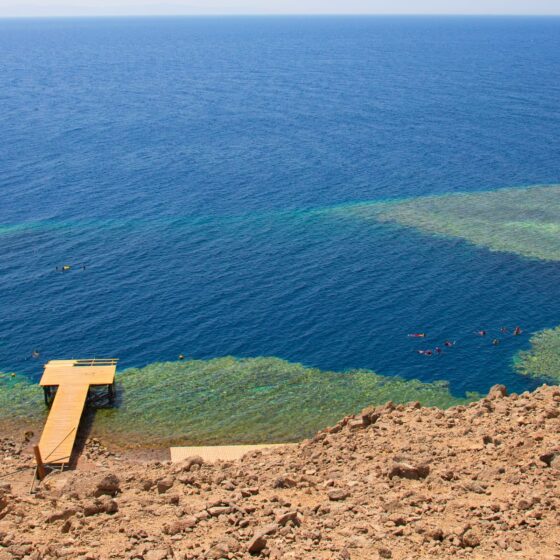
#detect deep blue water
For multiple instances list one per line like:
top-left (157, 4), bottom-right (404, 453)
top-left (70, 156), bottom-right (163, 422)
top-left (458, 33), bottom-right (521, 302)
top-left (1, 16), bottom-right (560, 396)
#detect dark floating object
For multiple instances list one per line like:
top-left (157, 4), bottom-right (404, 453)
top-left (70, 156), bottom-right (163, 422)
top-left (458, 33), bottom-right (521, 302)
top-left (56, 262), bottom-right (86, 272)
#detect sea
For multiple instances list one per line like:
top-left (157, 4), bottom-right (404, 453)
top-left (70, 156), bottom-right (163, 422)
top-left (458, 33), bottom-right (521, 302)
top-left (1, 16), bottom-right (560, 400)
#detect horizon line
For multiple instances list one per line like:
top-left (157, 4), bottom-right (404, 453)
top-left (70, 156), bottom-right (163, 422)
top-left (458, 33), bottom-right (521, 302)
top-left (2, 13), bottom-right (560, 19)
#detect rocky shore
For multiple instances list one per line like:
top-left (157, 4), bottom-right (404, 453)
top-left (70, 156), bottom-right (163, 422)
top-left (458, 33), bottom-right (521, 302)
top-left (1, 384), bottom-right (559, 560)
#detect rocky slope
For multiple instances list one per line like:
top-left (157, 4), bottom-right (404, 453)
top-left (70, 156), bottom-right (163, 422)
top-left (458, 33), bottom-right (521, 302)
top-left (1, 384), bottom-right (559, 560)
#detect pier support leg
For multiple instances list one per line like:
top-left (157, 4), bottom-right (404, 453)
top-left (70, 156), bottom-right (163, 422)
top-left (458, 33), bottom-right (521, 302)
top-left (33, 446), bottom-right (46, 481)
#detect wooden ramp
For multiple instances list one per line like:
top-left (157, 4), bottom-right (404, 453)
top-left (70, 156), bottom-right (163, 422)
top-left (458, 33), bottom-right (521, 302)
top-left (38, 359), bottom-right (117, 467)
top-left (170, 444), bottom-right (296, 463)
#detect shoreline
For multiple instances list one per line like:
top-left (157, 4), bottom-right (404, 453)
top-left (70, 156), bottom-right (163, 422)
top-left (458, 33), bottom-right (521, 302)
top-left (1, 383), bottom-right (559, 559)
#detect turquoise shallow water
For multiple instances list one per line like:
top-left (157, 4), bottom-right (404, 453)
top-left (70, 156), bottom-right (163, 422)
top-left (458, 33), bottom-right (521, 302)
top-left (1, 17), bottom-right (560, 442)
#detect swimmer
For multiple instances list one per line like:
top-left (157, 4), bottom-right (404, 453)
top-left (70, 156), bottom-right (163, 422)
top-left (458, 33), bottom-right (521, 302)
top-left (178, 354), bottom-right (185, 360)
top-left (492, 339), bottom-right (500, 346)
top-left (31, 349), bottom-right (40, 359)
top-left (500, 327), bottom-right (509, 334)
top-left (476, 330), bottom-right (487, 336)
top-left (513, 326), bottom-right (522, 336)
top-left (435, 347), bottom-right (442, 354)
top-left (444, 340), bottom-right (455, 347)
top-left (424, 350), bottom-right (433, 356)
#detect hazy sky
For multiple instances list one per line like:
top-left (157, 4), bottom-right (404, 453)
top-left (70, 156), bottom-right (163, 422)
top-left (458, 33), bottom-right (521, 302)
top-left (2, 0), bottom-right (560, 18)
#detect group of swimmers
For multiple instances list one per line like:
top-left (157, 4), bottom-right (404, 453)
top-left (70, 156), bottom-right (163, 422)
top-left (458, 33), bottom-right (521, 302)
top-left (413, 326), bottom-right (523, 356)
top-left (416, 340), bottom-right (455, 356)
top-left (476, 326), bottom-right (523, 346)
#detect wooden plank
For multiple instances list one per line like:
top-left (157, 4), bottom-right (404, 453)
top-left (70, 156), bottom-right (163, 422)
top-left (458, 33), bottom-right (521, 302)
top-left (38, 383), bottom-right (89, 464)
top-left (170, 444), bottom-right (296, 463)
top-left (40, 360), bottom-right (116, 386)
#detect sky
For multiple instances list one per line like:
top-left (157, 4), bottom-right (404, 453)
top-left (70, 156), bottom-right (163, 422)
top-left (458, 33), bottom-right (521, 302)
top-left (1, 0), bottom-right (560, 18)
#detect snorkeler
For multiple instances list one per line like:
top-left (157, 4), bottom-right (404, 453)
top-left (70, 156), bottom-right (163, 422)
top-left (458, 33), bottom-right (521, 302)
top-left (513, 326), bottom-right (522, 336)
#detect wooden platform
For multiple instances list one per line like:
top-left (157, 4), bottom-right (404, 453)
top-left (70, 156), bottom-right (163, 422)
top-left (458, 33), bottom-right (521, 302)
top-left (170, 444), bottom-right (296, 463)
top-left (38, 359), bottom-right (117, 466)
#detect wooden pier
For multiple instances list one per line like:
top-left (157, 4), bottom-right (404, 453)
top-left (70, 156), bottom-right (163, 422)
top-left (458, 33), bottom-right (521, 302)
top-left (37, 359), bottom-right (117, 470)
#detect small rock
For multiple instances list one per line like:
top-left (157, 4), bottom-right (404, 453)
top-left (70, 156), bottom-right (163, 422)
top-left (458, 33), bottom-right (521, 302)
top-left (157, 477), bottom-right (174, 494)
top-left (176, 456), bottom-right (204, 473)
top-left (247, 535), bottom-right (267, 555)
top-left (461, 530), bottom-right (480, 548)
top-left (207, 506), bottom-right (232, 517)
top-left (46, 508), bottom-right (77, 523)
top-left (144, 549), bottom-right (169, 560)
top-left (539, 451), bottom-right (560, 468)
top-left (273, 476), bottom-right (297, 489)
top-left (328, 489), bottom-right (350, 501)
top-left (388, 462), bottom-right (430, 480)
top-left (276, 511), bottom-right (301, 527)
top-left (488, 385), bottom-right (507, 399)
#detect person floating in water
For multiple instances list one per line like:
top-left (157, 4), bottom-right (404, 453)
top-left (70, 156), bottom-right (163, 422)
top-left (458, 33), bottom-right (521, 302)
top-left (444, 340), bottom-right (455, 347)
top-left (31, 349), bottom-right (40, 359)
top-left (178, 354), bottom-right (185, 360)
top-left (500, 327), bottom-right (509, 334)
top-left (492, 339), bottom-right (500, 346)
top-left (476, 330), bottom-right (487, 336)
top-left (435, 347), bottom-right (442, 354)
top-left (408, 333), bottom-right (426, 338)
top-left (417, 350), bottom-right (433, 356)
top-left (513, 326), bottom-right (522, 336)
